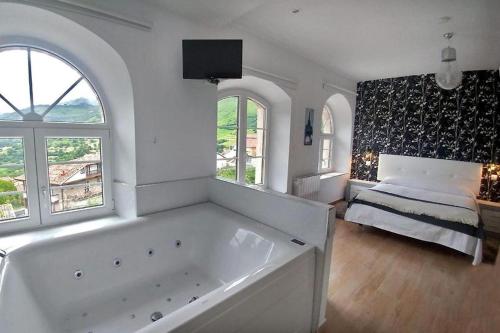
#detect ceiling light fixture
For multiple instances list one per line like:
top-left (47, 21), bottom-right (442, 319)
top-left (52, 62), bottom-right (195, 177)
top-left (435, 32), bottom-right (462, 90)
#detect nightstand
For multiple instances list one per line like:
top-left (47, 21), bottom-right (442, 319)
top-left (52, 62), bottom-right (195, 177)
top-left (477, 199), bottom-right (500, 236)
top-left (345, 179), bottom-right (378, 201)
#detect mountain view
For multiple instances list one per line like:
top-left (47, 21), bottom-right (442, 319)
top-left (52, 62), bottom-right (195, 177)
top-left (216, 97), bottom-right (262, 184)
top-left (216, 97), bottom-right (258, 153)
top-left (1, 98), bottom-right (103, 123)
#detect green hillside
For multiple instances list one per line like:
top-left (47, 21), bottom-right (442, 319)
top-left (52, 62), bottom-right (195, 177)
top-left (1, 102), bottom-right (103, 124)
top-left (217, 97), bottom-right (259, 154)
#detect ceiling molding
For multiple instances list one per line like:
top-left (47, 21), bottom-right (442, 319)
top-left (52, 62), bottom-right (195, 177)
top-left (242, 65), bottom-right (298, 91)
top-left (322, 82), bottom-right (356, 96)
top-left (10, 0), bottom-right (153, 31)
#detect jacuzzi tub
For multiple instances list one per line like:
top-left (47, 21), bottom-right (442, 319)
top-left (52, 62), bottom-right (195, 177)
top-left (0, 203), bottom-right (316, 333)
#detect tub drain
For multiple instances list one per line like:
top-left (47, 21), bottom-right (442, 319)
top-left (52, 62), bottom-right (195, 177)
top-left (150, 311), bottom-right (163, 322)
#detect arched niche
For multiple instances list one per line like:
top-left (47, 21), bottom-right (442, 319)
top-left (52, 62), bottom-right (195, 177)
top-left (0, 2), bottom-right (137, 217)
top-left (218, 75), bottom-right (292, 193)
top-left (323, 93), bottom-right (353, 173)
top-left (0, 2), bottom-right (136, 187)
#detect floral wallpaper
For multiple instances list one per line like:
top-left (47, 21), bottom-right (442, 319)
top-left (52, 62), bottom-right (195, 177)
top-left (351, 70), bottom-right (500, 201)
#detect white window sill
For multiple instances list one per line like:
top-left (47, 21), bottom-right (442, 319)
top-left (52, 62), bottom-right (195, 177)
top-left (319, 172), bottom-right (348, 180)
top-left (215, 177), bottom-right (266, 189)
top-left (0, 213), bottom-right (130, 254)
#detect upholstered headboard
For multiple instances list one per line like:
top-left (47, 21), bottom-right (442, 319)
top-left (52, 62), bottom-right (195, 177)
top-left (377, 154), bottom-right (483, 195)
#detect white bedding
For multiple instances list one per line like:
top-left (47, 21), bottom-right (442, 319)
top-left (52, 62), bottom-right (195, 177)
top-left (355, 183), bottom-right (479, 226)
top-left (345, 183), bottom-right (483, 265)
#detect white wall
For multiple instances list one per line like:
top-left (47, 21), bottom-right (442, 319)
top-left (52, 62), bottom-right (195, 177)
top-left (2, 0), bottom-right (356, 212)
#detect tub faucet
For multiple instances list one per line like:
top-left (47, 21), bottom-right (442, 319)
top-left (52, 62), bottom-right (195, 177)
top-left (0, 249), bottom-right (5, 258)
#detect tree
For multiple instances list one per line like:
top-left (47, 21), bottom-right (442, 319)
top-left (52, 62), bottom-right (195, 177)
top-left (0, 179), bottom-right (23, 208)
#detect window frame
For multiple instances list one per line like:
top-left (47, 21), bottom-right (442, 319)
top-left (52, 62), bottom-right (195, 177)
top-left (319, 105), bottom-right (334, 172)
top-left (217, 89), bottom-right (270, 187)
top-left (0, 45), bottom-right (112, 234)
top-left (34, 128), bottom-right (113, 225)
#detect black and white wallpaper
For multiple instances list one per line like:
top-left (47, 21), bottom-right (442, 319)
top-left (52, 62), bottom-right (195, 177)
top-left (351, 70), bottom-right (500, 201)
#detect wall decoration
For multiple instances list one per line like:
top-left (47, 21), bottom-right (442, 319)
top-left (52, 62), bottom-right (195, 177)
top-left (304, 108), bottom-right (314, 145)
top-left (351, 70), bottom-right (500, 201)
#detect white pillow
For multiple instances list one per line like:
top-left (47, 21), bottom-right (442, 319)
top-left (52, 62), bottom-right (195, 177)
top-left (381, 176), bottom-right (475, 198)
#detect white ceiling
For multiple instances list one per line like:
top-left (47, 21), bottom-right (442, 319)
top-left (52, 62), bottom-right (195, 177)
top-left (148, 0), bottom-right (500, 82)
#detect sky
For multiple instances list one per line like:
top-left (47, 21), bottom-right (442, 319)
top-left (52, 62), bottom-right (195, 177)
top-left (0, 48), bottom-right (99, 116)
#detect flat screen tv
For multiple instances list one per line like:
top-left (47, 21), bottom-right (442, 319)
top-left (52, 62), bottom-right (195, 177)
top-left (183, 39), bottom-right (242, 83)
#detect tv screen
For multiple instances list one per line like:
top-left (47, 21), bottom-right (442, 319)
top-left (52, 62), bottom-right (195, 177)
top-left (182, 39), bottom-right (242, 80)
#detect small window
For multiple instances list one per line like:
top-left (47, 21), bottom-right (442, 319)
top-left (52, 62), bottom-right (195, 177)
top-left (319, 106), bottom-right (334, 171)
top-left (217, 92), bottom-right (268, 186)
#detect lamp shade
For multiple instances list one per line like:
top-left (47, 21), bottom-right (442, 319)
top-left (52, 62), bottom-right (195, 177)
top-left (436, 59), bottom-right (462, 90)
top-left (435, 33), bottom-right (462, 90)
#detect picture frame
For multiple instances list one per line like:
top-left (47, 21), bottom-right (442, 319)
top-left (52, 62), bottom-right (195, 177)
top-left (304, 108), bottom-right (314, 145)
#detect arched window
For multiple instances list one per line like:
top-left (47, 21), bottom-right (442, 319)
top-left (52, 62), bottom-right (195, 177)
top-left (0, 46), bottom-right (112, 233)
top-left (217, 92), bottom-right (268, 186)
top-left (319, 105), bottom-right (334, 171)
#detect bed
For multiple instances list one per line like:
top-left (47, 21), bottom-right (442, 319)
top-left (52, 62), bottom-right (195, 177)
top-left (345, 154), bottom-right (484, 265)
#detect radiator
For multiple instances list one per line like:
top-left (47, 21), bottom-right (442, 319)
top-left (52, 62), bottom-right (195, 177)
top-left (292, 174), bottom-right (321, 201)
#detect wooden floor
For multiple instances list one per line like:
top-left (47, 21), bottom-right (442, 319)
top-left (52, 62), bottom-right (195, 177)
top-left (324, 219), bottom-right (500, 333)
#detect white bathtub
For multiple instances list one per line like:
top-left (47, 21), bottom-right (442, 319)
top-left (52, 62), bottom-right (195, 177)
top-left (0, 203), bottom-right (316, 333)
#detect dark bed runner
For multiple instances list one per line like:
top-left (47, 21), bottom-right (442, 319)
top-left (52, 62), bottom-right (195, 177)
top-left (350, 196), bottom-right (484, 239)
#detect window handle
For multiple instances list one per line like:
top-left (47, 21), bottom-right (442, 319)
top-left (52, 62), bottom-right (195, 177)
top-left (41, 186), bottom-right (47, 197)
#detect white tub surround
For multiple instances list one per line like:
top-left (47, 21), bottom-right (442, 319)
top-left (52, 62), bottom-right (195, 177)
top-left (135, 177), bottom-right (209, 216)
top-left (0, 203), bottom-right (320, 333)
top-left (0, 178), bottom-right (334, 332)
top-left (207, 179), bottom-right (335, 330)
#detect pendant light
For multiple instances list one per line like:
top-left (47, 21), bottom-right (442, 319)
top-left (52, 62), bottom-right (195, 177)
top-left (435, 32), bottom-right (462, 90)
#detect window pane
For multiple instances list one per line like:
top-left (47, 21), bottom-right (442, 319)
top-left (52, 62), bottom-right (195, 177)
top-left (46, 138), bottom-right (101, 164)
top-left (0, 48), bottom-right (31, 113)
top-left (321, 137), bottom-right (332, 170)
top-left (0, 138), bottom-right (29, 222)
top-left (217, 96), bottom-right (238, 127)
top-left (322, 148), bottom-right (331, 160)
top-left (246, 129), bottom-right (265, 157)
top-left (246, 157), bottom-right (264, 185)
top-left (50, 183), bottom-right (103, 213)
top-left (321, 107), bottom-right (333, 134)
top-left (321, 158), bottom-right (330, 170)
top-left (31, 49), bottom-right (81, 115)
top-left (46, 137), bottom-right (103, 213)
top-left (322, 138), bottom-right (331, 152)
top-left (44, 79), bottom-right (104, 124)
top-left (216, 159), bottom-right (237, 181)
top-left (247, 98), bottom-right (265, 132)
top-left (0, 98), bottom-right (22, 121)
top-left (217, 128), bottom-right (237, 159)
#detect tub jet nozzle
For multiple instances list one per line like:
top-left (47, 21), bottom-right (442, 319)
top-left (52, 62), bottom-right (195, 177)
top-left (150, 311), bottom-right (163, 322)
